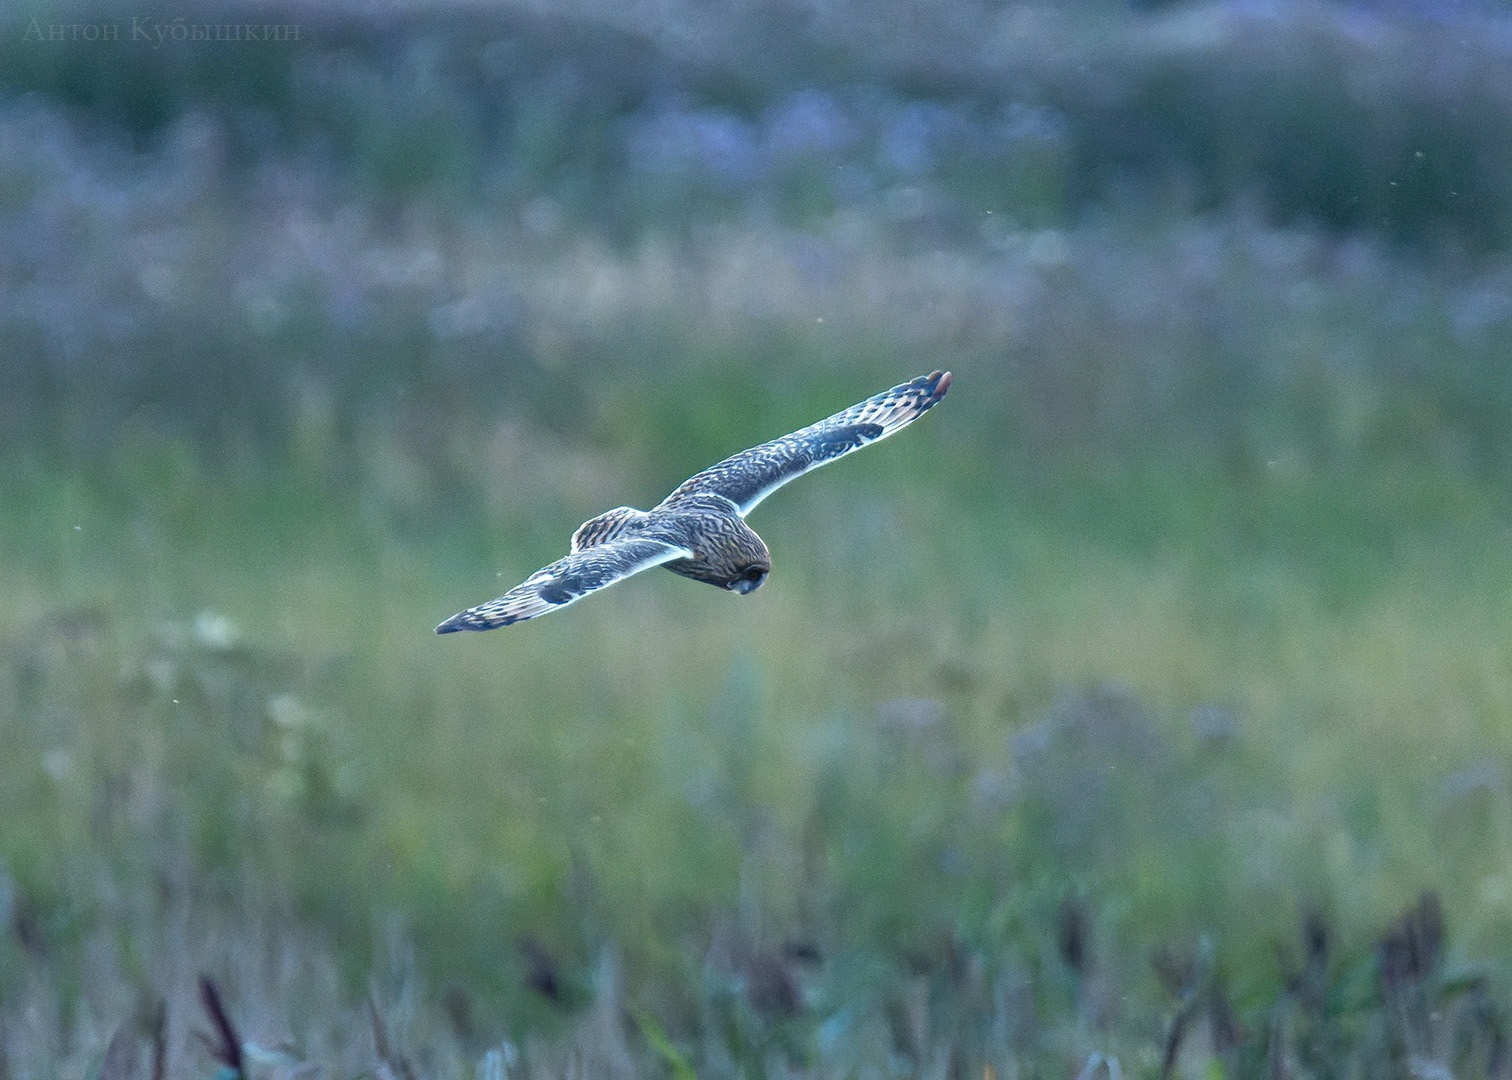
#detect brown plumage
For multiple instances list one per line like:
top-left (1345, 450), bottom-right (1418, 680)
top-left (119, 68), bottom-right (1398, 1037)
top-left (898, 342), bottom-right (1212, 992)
top-left (436, 369), bottom-right (951, 631)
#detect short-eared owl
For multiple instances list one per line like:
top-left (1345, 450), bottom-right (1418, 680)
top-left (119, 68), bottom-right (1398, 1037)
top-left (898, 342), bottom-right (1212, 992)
top-left (436, 369), bottom-right (951, 632)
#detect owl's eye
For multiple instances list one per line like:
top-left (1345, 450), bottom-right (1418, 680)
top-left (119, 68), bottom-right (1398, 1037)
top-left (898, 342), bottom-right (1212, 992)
top-left (729, 565), bottom-right (768, 594)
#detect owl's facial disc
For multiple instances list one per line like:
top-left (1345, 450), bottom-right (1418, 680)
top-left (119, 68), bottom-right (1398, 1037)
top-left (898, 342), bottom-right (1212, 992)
top-left (729, 566), bottom-right (768, 595)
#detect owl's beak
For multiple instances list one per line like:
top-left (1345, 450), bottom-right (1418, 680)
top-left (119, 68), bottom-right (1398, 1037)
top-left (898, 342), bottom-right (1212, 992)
top-left (731, 578), bottom-right (761, 595)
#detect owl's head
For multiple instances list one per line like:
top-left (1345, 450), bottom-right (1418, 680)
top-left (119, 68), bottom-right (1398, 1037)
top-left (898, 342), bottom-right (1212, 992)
top-left (719, 526), bottom-right (771, 595)
top-left (705, 519), bottom-right (770, 594)
top-left (656, 498), bottom-right (772, 594)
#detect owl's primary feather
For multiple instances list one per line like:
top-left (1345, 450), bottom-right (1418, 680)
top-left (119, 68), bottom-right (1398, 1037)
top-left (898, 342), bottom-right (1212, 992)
top-left (436, 369), bottom-right (950, 631)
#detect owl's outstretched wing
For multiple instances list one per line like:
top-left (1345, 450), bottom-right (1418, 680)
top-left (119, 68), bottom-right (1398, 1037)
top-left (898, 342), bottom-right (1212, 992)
top-left (435, 536), bottom-right (694, 632)
top-left (662, 369), bottom-right (951, 517)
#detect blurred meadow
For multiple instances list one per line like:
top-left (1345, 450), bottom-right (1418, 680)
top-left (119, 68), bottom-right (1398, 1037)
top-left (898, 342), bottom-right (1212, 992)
top-left (5, 0), bottom-right (1512, 1076)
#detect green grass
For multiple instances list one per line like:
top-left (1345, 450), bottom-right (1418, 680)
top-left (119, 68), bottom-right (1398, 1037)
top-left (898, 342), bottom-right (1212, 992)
top-left (5, 410), bottom-right (1512, 1075)
top-left (6, 250), bottom-right (1512, 1071)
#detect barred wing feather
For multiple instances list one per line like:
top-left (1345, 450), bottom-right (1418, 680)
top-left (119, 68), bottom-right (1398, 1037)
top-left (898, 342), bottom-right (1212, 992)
top-left (663, 369), bottom-right (951, 517)
top-left (435, 537), bottom-right (693, 632)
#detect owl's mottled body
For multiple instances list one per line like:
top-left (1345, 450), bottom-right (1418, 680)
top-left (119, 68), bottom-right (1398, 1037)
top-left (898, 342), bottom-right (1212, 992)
top-left (436, 369), bottom-right (950, 632)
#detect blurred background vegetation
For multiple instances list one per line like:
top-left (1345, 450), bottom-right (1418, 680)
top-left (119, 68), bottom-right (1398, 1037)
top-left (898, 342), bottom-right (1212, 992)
top-left (4, 0), bottom-right (1512, 1076)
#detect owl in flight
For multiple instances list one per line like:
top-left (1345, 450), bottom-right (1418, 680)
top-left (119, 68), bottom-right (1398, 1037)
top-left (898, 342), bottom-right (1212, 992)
top-left (436, 369), bottom-right (951, 632)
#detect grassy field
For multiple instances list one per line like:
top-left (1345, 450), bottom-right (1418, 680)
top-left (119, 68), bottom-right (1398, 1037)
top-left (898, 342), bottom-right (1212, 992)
top-left (5, 0), bottom-right (1512, 1077)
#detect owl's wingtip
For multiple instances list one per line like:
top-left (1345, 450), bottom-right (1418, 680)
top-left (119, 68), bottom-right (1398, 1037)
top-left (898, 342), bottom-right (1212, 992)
top-left (437, 607), bottom-right (524, 632)
top-left (933, 370), bottom-right (952, 398)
